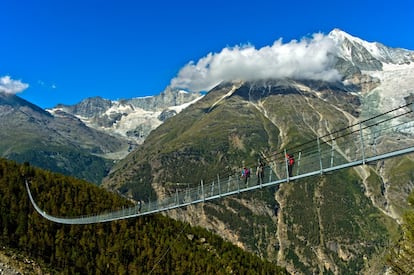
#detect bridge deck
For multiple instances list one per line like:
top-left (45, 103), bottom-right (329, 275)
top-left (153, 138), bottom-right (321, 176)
top-left (26, 102), bottom-right (414, 224)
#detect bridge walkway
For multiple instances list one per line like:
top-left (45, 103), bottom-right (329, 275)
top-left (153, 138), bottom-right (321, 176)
top-left (25, 102), bottom-right (414, 224)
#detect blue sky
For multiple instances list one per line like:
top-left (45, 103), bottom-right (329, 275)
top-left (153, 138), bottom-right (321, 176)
top-left (1, 0), bottom-right (413, 108)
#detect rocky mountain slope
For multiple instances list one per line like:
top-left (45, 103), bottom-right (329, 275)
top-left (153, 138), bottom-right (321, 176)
top-left (0, 92), bottom-right (130, 184)
top-left (1, 28), bottom-right (413, 273)
top-left (49, 87), bottom-right (204, 148)
top-left (102, 29), bottom-right (414, 274)
top-left (0, 86), bottom-right (203, 184)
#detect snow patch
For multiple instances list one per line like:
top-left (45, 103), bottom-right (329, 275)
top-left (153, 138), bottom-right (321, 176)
top-left (365, 62), bottom-right (414, 110)
top-left (209, 84), bottom-right (240, 111)
top-left (168, 95), bottom-right (204, 112)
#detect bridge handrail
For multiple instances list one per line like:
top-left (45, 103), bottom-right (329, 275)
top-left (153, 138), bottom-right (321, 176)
top-left (25, 102), bottom-right (414, 224)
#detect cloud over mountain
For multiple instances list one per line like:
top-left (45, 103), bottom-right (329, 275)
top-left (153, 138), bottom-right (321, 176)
top-left (170, 33), bottom-right (341, 92)
top-left (0, 75), bottom-right (29, 94)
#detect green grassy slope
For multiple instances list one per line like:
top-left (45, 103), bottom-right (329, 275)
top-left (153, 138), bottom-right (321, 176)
top-left (102, 80), bottom-right (411, 274)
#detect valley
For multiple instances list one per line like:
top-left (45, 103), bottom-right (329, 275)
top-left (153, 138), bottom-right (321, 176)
top-left (1, 29), bottom-right (414, 274)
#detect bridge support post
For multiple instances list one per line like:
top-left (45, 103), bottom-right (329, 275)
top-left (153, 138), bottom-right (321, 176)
top-left (268, 166), bottom-right (272, 183)
top-left (175, 189), bottom-right (179, 205)
top-left (359, 122), bottom-right (366, 165)
top-left (284, 149), bottom-right (289, 181)
top-left (218, 175), bottom-right (221, 197)
top-left (201, 180), bottom-right (205, 202)
top-left (186, 184), bottom-right (189, 203)
top-left (372, 126), bottom-right (378, 157)
top-left (317, 138), bottom-right (323, 174)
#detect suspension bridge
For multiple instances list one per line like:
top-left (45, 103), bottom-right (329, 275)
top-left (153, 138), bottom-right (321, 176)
top-left (26, 102), bottom-right (414, 224)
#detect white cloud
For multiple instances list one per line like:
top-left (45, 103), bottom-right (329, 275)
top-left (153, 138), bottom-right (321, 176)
top-left (170, 33), bottom-right (341, 92)
top-left (0, 75), bottom-right (29, 94)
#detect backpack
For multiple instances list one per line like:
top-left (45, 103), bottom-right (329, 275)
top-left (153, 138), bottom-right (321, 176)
top-left (289, 154), bottom-right (295, 165)
top-left (243, 168), bottom-right (250, 178)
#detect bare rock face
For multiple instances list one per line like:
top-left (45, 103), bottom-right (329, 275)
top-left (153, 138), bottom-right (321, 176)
top-left (3, 29), bottom-right (414, 274)
top-left (344, 73), bottom-right (381, 94)
top-left (0, 92), bottom-right (129, 184)
top-left (50, 88), bottom-right (204, 146)
top-left (103, 68), bottom-right (414, 274)
top-left (0, 248), bottom-right (45, 275)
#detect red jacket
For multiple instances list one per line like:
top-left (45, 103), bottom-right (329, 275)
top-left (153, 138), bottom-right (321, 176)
top-left (286, 154), bottom-right (294, 165)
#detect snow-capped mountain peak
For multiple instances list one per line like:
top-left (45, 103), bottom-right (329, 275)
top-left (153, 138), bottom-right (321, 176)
top-left (48, 88), bottom-right (204, 151)
top-left (47, 29), bottom-right (414, 157)
top-left (329, 28), bottom-right (414, 67)
top-left (327, 29), bottom-right (414, 117)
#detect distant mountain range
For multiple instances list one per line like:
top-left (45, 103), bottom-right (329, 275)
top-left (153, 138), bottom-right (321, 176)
top-left (0, 88), bottom-right (204, 183)
top-left (1, 28), bottom-right (414, 274)
top-left (0, 91), bottom-right (129, 183)
top-left (48, 28), bottom-right (414, 151)
top-left (48, 87), bottom-right (204, 147)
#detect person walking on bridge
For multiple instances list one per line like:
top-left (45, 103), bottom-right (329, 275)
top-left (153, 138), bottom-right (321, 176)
top-left (256, 160), bottom-right (265, 184)
top-left (241, 166), bottom-right (250, 185)
top-left (286, 153), bottom-right (295, 177)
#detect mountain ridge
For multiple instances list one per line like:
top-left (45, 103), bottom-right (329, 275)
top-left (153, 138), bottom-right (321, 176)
top-left (0, 87), bottom-right (205, 183)
top-left (1, 29), bottom-right (413, 274)
top-left (48, 87), bottom-right (204, 146)
top-left (100, 29), bottom-right (414, 274)
top-left (46, 30), bottom-right (414, 153)
top-left (0, 91), bottom-right (130, 184)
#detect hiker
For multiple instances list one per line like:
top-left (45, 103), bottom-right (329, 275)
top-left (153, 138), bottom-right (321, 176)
top-left (286, 153), bottom-right (295, 177)
top-left (256, 160), bottom-right (265, 184)
top-left (241, 166), bottom-right (250, 185)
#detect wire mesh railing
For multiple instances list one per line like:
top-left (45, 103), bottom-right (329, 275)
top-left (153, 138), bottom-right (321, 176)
top-left (26, 102), bottom-right (414, 224)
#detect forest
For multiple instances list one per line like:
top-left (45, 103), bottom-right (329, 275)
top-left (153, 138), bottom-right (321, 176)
top-left (0, 158), bottom-right (286, 274)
